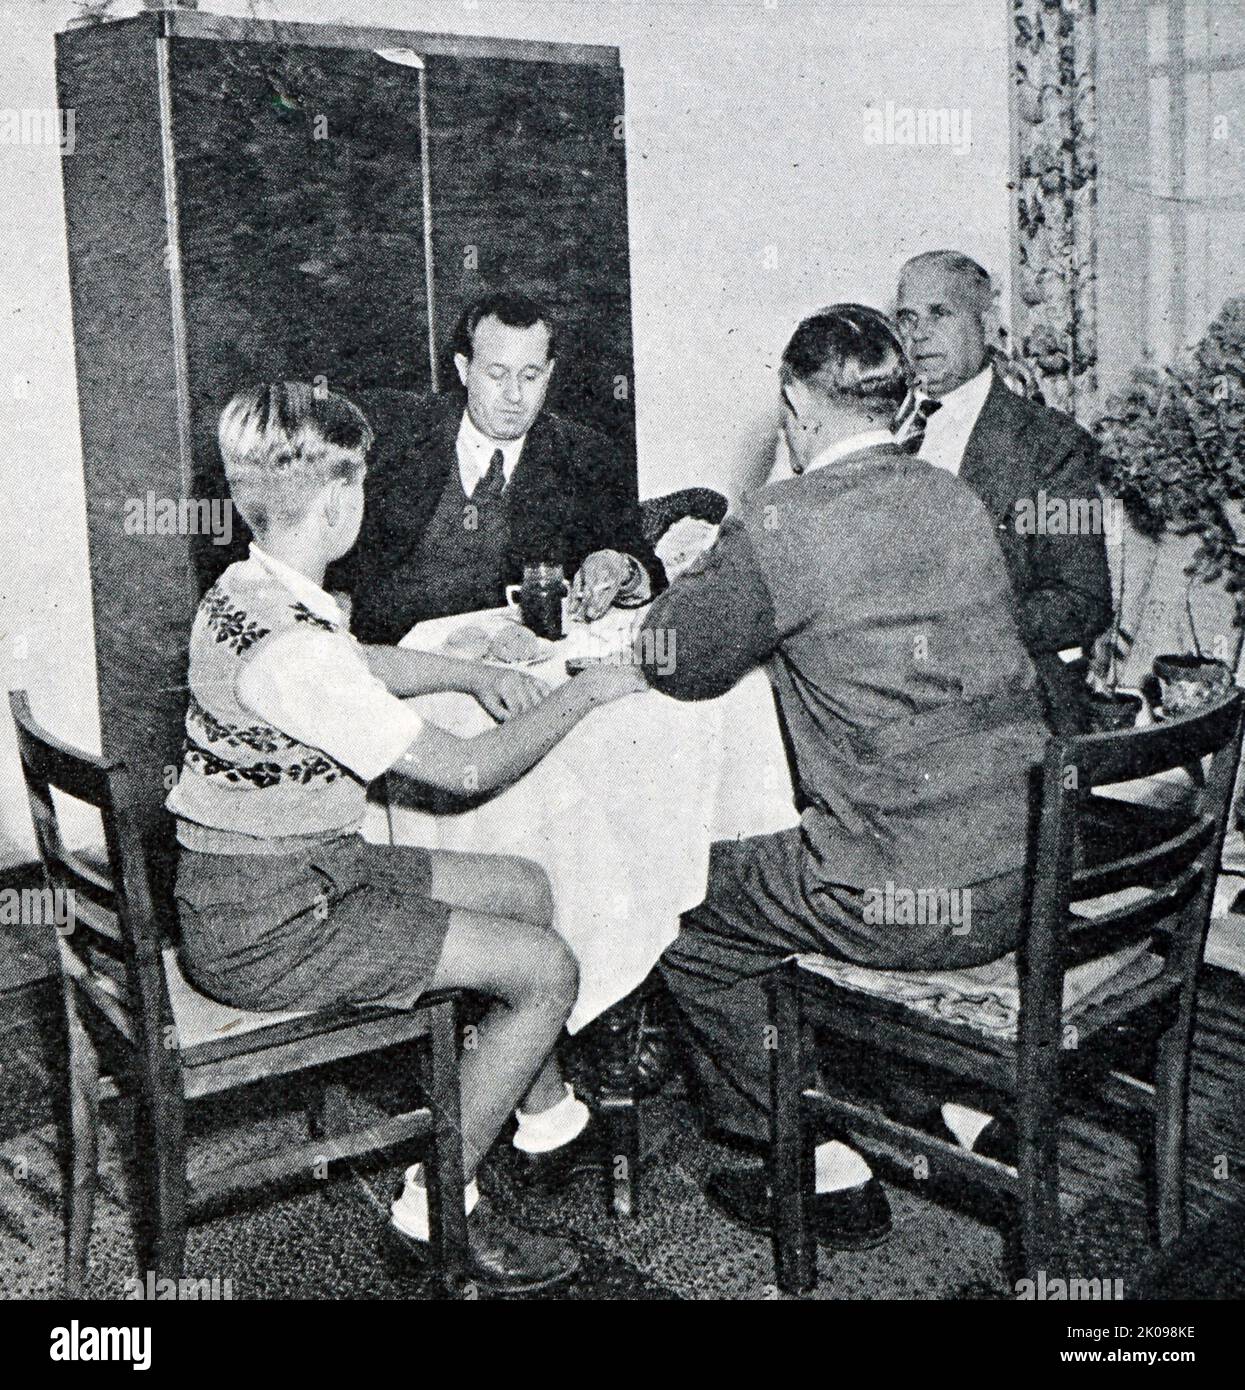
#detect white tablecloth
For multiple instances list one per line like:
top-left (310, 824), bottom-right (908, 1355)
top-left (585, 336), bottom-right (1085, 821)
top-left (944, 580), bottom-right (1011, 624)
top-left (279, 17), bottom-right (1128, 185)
top-left (365, 606), bottom-right (799, 1030)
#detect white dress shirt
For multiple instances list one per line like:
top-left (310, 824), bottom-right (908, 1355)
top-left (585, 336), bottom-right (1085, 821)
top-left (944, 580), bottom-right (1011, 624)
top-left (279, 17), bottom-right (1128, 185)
top-left (456, 409), bottom-right (528, 496)
top-left (236, 544), bottom-right (425, 783)
top-left (803, 429), bottom-right (895, 476)
top-left (914, 364), bottom-right (993, 476)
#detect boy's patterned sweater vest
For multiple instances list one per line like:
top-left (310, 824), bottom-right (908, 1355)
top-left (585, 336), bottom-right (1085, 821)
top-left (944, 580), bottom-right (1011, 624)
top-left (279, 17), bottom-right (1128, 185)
top-left (166, 559), bottom-right (366, 854)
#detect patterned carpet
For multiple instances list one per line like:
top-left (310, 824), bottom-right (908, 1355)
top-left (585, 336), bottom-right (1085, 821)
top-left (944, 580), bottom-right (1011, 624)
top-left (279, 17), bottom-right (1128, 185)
top-left (2, 968), bottom-right (1244, 1301)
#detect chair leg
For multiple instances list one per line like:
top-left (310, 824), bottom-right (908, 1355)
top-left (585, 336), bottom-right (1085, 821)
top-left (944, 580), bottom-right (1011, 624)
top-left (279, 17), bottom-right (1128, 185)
top-left (1016, 1060), bottom-right (1062, 1286)
top-left (422, 999), bottom-right (467, 1292)
top-left (307, 1081), bottom-right (351, 1139)
top-left (769, 971), bottom-right (815, 1295)
top-left (597, 997), bottom-right (641, 1218)
top-left (133, 1076), bottom-right (189, 1283)
top-left (62, 981), bottom-right (100, 1298)
top-left (1153, 1010), bottom-right (1195, 1247)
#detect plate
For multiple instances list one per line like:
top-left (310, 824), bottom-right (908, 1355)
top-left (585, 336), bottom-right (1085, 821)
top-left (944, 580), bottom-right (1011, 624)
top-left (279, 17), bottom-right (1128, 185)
top-left (442, 619), bottom-right (559, 668)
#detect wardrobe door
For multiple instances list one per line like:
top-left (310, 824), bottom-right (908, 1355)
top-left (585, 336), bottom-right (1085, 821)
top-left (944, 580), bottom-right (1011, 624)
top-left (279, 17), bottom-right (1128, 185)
top-left (424, 55), bottom-right (636, 464)
top-left (56, 17), bottom-right (194, 882)
top-left (166, 36), bottom-right (434, 589)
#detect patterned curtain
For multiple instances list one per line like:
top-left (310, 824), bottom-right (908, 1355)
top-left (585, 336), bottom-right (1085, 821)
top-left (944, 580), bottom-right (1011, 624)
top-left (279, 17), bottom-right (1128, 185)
top-left (1011, 0), bottom-right (1098, 419)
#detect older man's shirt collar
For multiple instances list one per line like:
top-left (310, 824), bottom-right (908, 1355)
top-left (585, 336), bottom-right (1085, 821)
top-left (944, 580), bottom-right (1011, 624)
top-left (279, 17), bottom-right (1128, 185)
top-left (916, 362), bottom-right (993, 424)
top-left (911, 364), bottom-right (994, 475)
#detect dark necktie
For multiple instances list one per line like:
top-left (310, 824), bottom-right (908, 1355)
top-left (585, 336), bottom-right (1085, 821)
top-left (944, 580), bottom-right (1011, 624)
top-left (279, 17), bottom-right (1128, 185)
top-left (471, 448), bottom-right (507, 502)
top-left (896, 396), bottom-right (943, 454)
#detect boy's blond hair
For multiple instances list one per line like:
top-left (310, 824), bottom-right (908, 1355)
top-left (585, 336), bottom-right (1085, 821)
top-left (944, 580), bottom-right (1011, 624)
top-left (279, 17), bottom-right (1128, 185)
top-left (218, 382), bottom-right (374, 536)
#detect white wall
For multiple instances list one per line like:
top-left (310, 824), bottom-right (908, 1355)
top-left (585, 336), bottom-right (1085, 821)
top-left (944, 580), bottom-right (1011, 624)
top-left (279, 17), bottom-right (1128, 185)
top-left (0, 0), bottom-right (1012, 865)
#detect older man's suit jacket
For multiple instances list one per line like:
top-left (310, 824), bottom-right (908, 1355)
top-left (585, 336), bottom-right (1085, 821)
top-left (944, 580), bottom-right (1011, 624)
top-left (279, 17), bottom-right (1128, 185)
top-left (329, 390), bottom-right (665, 645)
top-left (958, 373), bottom-right (1112, 731)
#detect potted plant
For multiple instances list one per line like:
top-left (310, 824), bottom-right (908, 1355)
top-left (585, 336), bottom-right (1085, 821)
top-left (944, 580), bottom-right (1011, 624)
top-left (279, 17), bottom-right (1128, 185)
top-left (1095, 296), bottom-right (1245, 715)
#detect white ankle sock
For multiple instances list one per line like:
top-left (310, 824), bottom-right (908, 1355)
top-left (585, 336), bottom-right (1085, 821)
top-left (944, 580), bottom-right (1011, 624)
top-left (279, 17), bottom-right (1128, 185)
top-left (941, 1101), bottom-right (994, 1151)
top-left (513, 1082), bottom-right (590, 1155)
top-left (813, 1140), bottom-right (873, 1193)
top-left (390, 1163), bottom-right (480, 1242)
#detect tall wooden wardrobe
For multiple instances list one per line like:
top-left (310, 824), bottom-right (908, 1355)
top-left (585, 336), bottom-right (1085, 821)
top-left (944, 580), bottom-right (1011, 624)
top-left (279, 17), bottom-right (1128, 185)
top-left (55, 9), bottom-right (636, 891)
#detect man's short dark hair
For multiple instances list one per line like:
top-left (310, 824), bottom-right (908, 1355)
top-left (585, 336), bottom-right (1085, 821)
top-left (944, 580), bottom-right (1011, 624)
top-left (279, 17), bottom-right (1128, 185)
top-left (453, 292), bottom-right (558, 362)
top-left (781, 303), bottom-right (911, 409)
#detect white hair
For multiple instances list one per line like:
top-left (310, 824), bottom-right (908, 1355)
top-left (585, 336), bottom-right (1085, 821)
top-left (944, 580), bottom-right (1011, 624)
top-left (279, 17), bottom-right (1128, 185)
top-left (899, 250), bottom-right (996, 319)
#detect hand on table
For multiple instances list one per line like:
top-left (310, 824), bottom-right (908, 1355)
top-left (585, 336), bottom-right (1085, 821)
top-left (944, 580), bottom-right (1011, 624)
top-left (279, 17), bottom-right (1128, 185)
top-left (470, 664), bottom-right (551, 722)
top-left (574, 660), bottom-right (650, 706)
top-left (569, 550), bottom-right (641, 622)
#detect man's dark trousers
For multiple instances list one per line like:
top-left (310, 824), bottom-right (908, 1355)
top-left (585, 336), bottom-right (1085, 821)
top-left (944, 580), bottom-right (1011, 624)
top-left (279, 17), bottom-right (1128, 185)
top-left (659, 829), bottom-right (1026, 1145)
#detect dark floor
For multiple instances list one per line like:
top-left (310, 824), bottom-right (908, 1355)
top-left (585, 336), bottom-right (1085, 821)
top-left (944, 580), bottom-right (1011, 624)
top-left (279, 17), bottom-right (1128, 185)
top-left (2, 964), bottom-right (1245, 1301)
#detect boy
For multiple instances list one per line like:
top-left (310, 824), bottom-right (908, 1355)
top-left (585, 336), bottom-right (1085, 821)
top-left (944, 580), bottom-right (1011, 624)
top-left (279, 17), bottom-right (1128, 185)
top-left (167, 383), bottom-right (644, 1293)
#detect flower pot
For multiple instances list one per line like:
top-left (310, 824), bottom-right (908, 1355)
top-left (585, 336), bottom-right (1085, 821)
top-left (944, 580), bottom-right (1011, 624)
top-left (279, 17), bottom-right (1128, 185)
top-left (1152, 653), bottom-right (1233, 716)
top-left (1086, 689), bottom-right (1144, 732)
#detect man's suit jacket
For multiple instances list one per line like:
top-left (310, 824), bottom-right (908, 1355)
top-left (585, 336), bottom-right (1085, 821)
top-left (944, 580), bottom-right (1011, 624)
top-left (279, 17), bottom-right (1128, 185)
top-left (958, 372), bottom-right (1112, 731)
top-left (330, 391), bottom-right (665, 646)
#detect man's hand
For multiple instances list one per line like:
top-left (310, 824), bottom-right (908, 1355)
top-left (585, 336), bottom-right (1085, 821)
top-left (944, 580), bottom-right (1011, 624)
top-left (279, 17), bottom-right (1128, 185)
top-left (569, 550), bottom-right (642, 622)
top-left (469, 664), bottom-right (551, 722)
top-left (573, 660), bottom-right (650, 705)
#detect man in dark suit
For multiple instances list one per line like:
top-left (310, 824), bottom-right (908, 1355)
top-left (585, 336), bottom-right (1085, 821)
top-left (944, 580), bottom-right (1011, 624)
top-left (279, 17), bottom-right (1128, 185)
top-left (331, 293), bottom-right (664, 645)
top-left (641, 305), bottom-right (1050, 1250)
top-left (893, 251), bottom-right (1112, 734)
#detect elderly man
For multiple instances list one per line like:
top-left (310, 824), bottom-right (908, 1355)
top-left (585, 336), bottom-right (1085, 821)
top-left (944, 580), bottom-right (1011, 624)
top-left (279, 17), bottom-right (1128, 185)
top-left (331, 292), bottom-right (664, 644)
top-left (641, 304), bottom-right (1049, 1250)
top-left (893, 251), bottom-right (1112, 734)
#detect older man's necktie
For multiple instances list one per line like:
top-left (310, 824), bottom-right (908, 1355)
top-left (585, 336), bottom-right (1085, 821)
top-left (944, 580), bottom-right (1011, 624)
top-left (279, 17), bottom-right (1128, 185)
top-left (472, 448), bottom-right (507, 502)
top-left (896, 396), bottom-right (943, 454)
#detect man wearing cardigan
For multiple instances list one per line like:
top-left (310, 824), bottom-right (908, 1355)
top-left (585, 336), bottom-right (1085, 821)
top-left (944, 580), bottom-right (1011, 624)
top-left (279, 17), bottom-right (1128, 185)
top-left (330, 293), bottom-right (664, 645)
top-left (641, 305), bottom-right (1050, 1251)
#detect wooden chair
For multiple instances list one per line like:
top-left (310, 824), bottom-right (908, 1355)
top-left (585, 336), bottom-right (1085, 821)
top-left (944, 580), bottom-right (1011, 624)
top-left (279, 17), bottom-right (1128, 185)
top-left (766, 689), bottom-right (1245, 1294)
top-left (8, 690), bottom-right (468, 1295)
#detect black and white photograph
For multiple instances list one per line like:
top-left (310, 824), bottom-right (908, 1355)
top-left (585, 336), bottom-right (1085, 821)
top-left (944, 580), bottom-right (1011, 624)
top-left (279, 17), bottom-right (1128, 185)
top-left (1, 0), bottom-right (1244, 1351)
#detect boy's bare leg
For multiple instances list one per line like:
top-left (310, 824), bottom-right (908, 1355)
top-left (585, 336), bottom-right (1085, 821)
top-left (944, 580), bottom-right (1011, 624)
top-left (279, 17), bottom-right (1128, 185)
top-left (428, 850), bottom-right (569, 1114)
top-left (395, 907), bottom-right (582, 1291)
top-left (429, 848), bottom-right (553, 927)
top-left (425, 907), bottom-right (578, 1181)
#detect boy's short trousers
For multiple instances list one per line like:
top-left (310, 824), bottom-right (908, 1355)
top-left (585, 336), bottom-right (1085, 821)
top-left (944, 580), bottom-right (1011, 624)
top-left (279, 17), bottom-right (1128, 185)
top-left (174, 835), bottom-right (452, 1014)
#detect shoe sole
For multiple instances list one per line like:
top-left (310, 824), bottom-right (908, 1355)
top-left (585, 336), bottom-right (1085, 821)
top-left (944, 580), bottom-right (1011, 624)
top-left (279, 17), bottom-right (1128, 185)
top-left (519, 1159), bottom-right (611, 1192)
top-left (817, 1222), bottom-right (892, 1253)
top-left (386, 1227), bottom-right (581, 1296)
top-left (453, 1257), bottom-right (582, 1297)
top-left (706, 1192), bottom-right (892, 1252)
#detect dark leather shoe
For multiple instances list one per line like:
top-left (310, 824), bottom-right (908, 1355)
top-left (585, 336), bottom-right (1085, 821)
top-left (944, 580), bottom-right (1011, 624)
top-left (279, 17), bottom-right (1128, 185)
top-left (925, 1107), bottom-right (1018, 1167)
top-left (387, 1198), bottom-right (580, 1295)
top-left (971, 1117), bottom-right (1018, 1167)
top-left (513, 1113), bottom-right (606, 1193)
top-left (705, 1167), bottom-right (892, 1251)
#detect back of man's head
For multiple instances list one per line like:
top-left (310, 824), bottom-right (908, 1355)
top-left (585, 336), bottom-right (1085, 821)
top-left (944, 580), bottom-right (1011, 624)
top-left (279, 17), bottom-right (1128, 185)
top-left (781, 303), bottom-right (911, 412)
